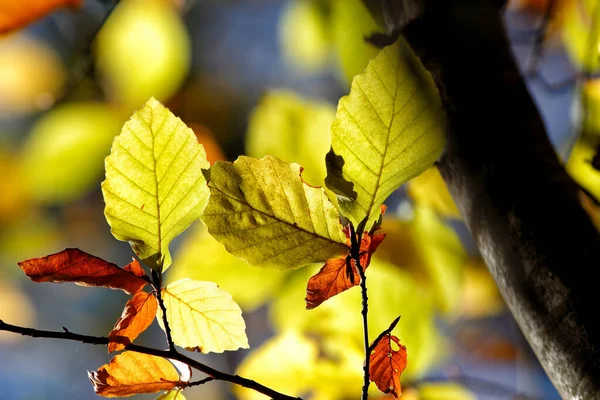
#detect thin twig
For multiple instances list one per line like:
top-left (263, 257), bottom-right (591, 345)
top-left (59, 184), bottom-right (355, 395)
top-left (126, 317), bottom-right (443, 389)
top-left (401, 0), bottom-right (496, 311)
top-left (187, 377), bottom-right (215, 387)
top-left (0, 320), bottom-right (301, 400)
top-left (368, 316), bottom-right (401, 354)
top-left (152, 270), bottom-right (176, 352)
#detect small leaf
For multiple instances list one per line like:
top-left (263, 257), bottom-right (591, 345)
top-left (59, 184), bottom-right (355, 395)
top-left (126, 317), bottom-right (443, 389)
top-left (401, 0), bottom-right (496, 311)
top-left (156, 389), bottom-right (186, 400)
top-left (158, 278), bottom-right (248, 353)
top-left (18, 248), bottom-right (147, 295)
top-left (0, 0), bottom-right (81, 33)
top-left (369, 334), bottom-right (407, 398)
top-left (305, 231), bottom-right (385, 309)
top-left (202, 155), bottom-right (348, 269)
top-left (326, 38), bottom-right (445, 228)
top-left (88, 351), bottom-right (181, 397)
top-left (109, 291), bottom-right (158, 352)
top-left (102, 98), bottom-right (210, 271)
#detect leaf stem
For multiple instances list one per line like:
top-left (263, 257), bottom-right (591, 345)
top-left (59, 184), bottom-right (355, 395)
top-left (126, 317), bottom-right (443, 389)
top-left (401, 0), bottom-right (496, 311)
top-left (368, 316), bottom-right (401, 354)
top-left (0, 319), bottom-right (301, 400)
top-left (152, 270), bottom-right (176, 352)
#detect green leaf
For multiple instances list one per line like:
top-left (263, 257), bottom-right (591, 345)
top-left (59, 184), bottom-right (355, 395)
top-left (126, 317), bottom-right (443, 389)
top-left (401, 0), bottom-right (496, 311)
top-left (326, 38), bottom-right (445, 228)
top-left (246, 90), bottom-right (334, 187)
top-left (102, 98), bottom-right (209, 271)
top-left (156, 389), bottom-right (186, 400)
top-left (202, 155), bottom-right (348, 269)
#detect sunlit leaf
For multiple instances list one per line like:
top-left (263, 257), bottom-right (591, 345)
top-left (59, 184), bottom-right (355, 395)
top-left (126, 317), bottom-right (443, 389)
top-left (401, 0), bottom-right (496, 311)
top-left (246, 90), bottom-right (334, 186)
top-left (158, 278), bottom-right (248, 353)
top-left (369, 334), bottom-right (407, 398)
top-left (0, 0), bottom-right (81, 33)
top-left (279, 0), bottom-right (330, 72)
top-left (171, 224), bottom-right (286, 311)
top-left (18, 248), bottom-right (148, 295)
top-left (109, 291), bottom-right (158, 352)
top-left (305, 230), bottom-right (385, 309)
top-left (330, 0), bottom-right (380, 84)
top-left (326, 39), bottom-right (445, 228)
top-left (156, 389), bottom-right (186, 400)
top-left (417, 382), bottom-right (476, 400)
top-left (234, 331), bottom-right (318, 400)
top-left (562, 0), bottom-right (600, 72)
top-left (407, 167), bottom-right (460, 218)
top-left (203, 155), bottom-right (347, 269)
top-left (567, 138), bottom-right (600, 200)
top-left (95, 0), bottom-right (190, 110)
top-left (102, 98), bottom-right (210, 271)
top-left (21, 102), bottom-right (123, 204)
top-left (88, 351), bottom-right (181, 397)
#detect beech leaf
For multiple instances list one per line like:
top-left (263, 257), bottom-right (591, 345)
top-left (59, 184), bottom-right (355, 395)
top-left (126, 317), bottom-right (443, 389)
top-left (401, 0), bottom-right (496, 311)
top-left (326, 38), bottom-right (445, 228)
top-left (109, 291), bottom-right (158, 352)
top-left (17, 248), bottom-right (147, 295)
top-left (158, 278), bottom-right (249, 353)
top-left (202, 155), bottom-right (348, 269)
top-left (88, 351), bottom-right (181, 397)
top-left (0, 0), bottom-right (81, 33)
top-left (305, 231), bottom-right (385, 309)
top-left (369, 334), bottom-right (407, 398)
top-left (156, 389), bottom-right (186, 400)
top-left (102, 98), bottom-right (210, 272)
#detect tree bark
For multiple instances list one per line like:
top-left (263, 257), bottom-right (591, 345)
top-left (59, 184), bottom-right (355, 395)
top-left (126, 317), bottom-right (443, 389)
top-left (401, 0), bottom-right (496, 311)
top-left (363, 1), bottom-right (600, 399)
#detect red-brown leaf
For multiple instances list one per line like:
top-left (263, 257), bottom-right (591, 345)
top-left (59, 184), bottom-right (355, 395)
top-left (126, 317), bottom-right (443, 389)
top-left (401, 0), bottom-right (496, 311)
top-left (369, 334), bottom-right (407, 398)
top-left (0, 0), bottom-right (82, 33)
top-left (18, 248), bottom-right (148, 295)
top-left (305, 232), bottom-right (386, 309)
top-left (108, 291), bottom-right (158, 352)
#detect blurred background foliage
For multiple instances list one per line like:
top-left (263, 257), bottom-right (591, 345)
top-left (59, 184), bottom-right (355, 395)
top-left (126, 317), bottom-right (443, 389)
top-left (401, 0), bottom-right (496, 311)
top-left (0, 0), bottom-right (599, 399)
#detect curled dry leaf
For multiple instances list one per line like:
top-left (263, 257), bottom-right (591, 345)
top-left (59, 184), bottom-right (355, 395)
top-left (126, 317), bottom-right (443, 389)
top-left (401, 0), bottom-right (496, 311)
top-left (305, 230), bottom-right (385, 309)
top-left (108, 291), bottom-right (158, 352)
top-left (88, 351), bottom-right (181, 397)
top-left (369, 334), bottom-right (407, 399)
top-left (18, 248), bottom-right (148, 295)
top-left (0, 0), bottom-right (82, 33)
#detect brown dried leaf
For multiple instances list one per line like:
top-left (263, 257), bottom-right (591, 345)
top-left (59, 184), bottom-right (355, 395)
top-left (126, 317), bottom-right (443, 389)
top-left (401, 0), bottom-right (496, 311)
top-left (369, 334), bottom-right (407, 399)
top-left (108, 291), bottom-right (158, 352)
top-left (18, 248), bottom-right (148, 295)
top-left (0, 0), bottom-right (82, 33)
top-left (88, 351), bottom-right (181, 398)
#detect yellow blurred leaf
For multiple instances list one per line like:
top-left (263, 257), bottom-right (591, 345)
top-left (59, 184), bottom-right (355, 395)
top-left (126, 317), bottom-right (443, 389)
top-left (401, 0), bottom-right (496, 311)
top-left (88, 351), bottom-right (181, 397)
top-left (326, 39), bottom-right (445, 228)
top-left (407, 167), bottom-right (460, 218)
top-left (0, 0), bottom-right (81, 33)
top-left (158, 278), bottom-right (249, 353)
top-left (561, 0), bottom-right (600, 72)
top-left (171, 223), bottom-right (287, 312)
top-left (0, 35), bottom-right (65, 116)
top-left (567, 138), bottom-right (600, 200)
top-left (202, 155), bottom-right (348, 270)
top-left (459, 258), bottom-right (504, 318)
top-left (279, 0), bottom-right (331, 72)
top-left (95, 0), bottom-right (190, 109)
top-left (156, 389), bottom-right (186, 400)
top-left (246, 90), bottom-right (334, 186)
top-left (234, 331), bottom-right (318, 400)
top-left (21, 102), bottom-right (122, 204)
top-left (418, 382), bottom-right (476, 400)
top-left (102, 98), bottom-right (209, 271)
top-left (0, 150), bottom-right (29, 224)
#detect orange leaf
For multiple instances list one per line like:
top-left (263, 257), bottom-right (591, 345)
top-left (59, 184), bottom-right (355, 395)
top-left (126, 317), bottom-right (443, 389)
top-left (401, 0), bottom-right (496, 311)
top-left (369, 335), bottom-right (407, 399)
top-left (18, 248), bottom-right (148, 295)
top-left (88, 351), bottom-right (181, 397)
top-left (305, 231), bottom-right (385, 309)
top-left (108, 291), bottom-right (158, 352)
top-left (0, 0), bottom-right (82, 33)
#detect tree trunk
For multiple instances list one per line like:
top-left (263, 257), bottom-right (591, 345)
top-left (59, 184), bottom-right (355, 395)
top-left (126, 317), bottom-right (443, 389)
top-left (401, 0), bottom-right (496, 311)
top-left (363, 1), bottom-right (600, 398)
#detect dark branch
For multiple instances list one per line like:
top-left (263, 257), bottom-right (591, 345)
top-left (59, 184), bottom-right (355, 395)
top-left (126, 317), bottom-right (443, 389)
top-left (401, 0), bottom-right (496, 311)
top-left (186, 377), bottom-right (215, 387)
top-left (152, 270), bottom-right (176, 352)
top-left (0, 320), bottom-right (301, 400)
top-left (368, 316), bottom-right (401, 353)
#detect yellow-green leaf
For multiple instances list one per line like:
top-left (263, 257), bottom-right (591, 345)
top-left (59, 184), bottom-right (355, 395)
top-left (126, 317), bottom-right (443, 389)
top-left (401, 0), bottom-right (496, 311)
top-left (326, 39), bottom-right (445, 228)
top-left (158, 278), bottom-right (248, 353)
top-left (102, 98), bottom-right (209, 271)
top-left (156, 389), bottom-right (186, 400)
top-left (171, 223), bottom-right (287, 312)
top-left (202, 155), bottom-right (348, 269)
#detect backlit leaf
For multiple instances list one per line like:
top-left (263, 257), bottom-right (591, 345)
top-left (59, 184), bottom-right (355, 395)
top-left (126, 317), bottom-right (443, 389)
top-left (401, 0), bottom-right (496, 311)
top-left (88, 351), bottom-right (181, 397)
top-left (102, 98), bottom-right (210, 271)
top-left (109, 291), bottom-right (158, 352)
top-left (369, 334), bottom-right (407, 398)
top-left (18, 248), bottom-right (147, 295)
top-left (203, 155), bottom-right (348, 269)
top-left (158, 278), bottom-right (248, 353)
top-left (156, 389), bottom-right (186, 400)
top-left (326, 39), bottom-right (445, 228)
top-left (0, 0), bottom-right (81, 33)
top-left (305, 230), bottom-right (385, 309)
